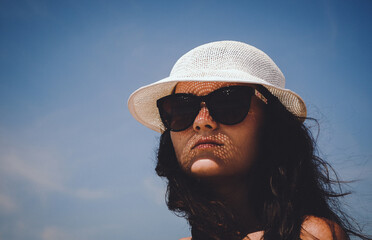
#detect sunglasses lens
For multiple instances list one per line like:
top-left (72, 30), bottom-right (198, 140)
top-left (157, 86), bottom-right (255, 131)
top-left (157, 94), bottom-right (199, 131)
top-left (208, 87), bottom-right (252, 125)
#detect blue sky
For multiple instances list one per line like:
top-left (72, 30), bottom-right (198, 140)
top-left (0, 0), bottom-right (371, 239)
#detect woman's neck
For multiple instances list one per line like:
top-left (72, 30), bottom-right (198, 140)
top-left (201, 174), bottom-right (261, 234)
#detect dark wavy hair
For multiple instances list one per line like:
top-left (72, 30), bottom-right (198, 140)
top-left (155, 85), bottom-right (370, 240)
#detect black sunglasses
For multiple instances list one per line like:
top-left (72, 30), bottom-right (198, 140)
top-left (157, 85), bottom-right (268, 132)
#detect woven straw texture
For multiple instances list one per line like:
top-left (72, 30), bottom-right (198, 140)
top-left (128, 40), bottom-right (307, 132)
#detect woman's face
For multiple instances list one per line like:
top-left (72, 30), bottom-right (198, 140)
top-left (170, 81), bottom-right (266, 179)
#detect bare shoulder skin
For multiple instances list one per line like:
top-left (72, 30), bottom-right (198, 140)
top-left (179, 216), bottom-right (348, 240)
top-left (301, 216), bottom-right (348, 240)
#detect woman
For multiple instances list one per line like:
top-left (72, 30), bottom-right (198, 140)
top-left (128, 41), bottom-right (369, 239)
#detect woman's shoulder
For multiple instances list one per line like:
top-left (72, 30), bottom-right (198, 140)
top-left (178, 231), bottom-right (265, 240)
top-left (178, 216), bottom-right (348, 240)
top-left (300, 216), bottom-right (348, 240)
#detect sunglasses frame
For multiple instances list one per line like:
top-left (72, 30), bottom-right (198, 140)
top-left (157, 85), bottom-right (268, 132)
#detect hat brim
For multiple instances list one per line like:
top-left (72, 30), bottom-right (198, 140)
top-left (128, 75), bottom-right (307, 133)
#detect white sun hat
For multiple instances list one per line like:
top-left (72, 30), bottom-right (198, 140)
top-left (128, 40), bottom-right (307, 132)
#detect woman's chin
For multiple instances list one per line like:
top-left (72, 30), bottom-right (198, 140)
top-left (190, 159), bottom-right (222, 177)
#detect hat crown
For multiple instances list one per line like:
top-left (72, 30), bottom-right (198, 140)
top-left (170, 41), bottom-right (286, 88)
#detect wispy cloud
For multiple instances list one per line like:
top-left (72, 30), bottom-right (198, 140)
top-left (41, 224), bottom-right (124, 240)
top-left (0, 193), bottom-right (18, 212)
top-left (1, 151), bottom-right (65, 192)
top-left (0, 147), bottom-right (110, 201)
top-left (74, 189), bottom-right (110, 200)
top-left (42, 227), bottom-right (71, 240)
top-left (143, 176), bottom-right (166, 205)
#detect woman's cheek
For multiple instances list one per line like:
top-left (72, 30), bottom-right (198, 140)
top-left (170, 131), bottom-right (189, 167)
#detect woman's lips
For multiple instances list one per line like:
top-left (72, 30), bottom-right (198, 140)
top-left (192, 139), bottom-right (223, 149)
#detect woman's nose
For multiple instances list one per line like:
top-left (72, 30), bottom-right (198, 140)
top-left (193, 103), bottom-right (218, 132)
